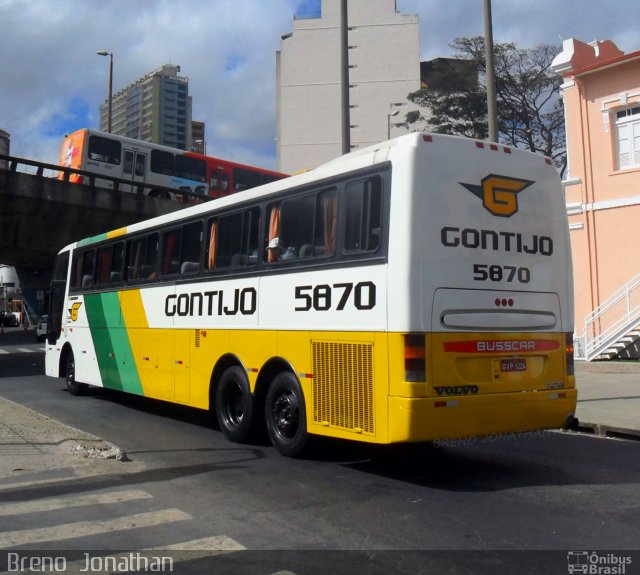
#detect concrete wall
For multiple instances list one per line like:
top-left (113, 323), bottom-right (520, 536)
top-left (277, 0), bottom-right (420, 173)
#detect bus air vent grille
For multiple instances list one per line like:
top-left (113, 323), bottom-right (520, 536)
top-left (194, 330), bottom-right (201, 348)
top-left (311, 341), bottom-right (374, 435)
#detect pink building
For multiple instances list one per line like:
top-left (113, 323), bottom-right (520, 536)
top-left (552, 38), bottom-right (640, 360)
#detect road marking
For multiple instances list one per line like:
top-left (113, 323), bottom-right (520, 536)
top-left (0, 350), bottom-right (8, 355)
top-left (16, 347), bottom-right (35, 353)
top-left (147, 535), bottom-right (247, 551)
top-left (0, 508), bottom-right (192, 547)
top-left (0, 488), bottom-right (153, 516)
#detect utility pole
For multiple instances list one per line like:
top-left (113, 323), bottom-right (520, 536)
top-left (340, 0), bottom-right (351, 154)
top-left (483, 0), bottom-right (498, 142)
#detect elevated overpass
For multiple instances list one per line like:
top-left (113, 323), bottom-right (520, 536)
top-left (0, 154), bottom-right (206, 301)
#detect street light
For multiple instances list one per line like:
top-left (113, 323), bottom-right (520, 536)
top-left (388, 109), bottom-right (400, 140)
top-left (97, 50), bottom-right (113, 133)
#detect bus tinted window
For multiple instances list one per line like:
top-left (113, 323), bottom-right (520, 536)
top-left (96, 242), bottom-right (124, 285)
top-left (210, 170), bottom-right (229, 194)
top-left (180, 221), bottom-right (203, 275)
top-left (161, 229), bottom-right (181, 276)
top-left (233, 168), bottom-right (261, 192)
top-left (52, 252), bottom-right (69, 282)
top-left (344, 176), bottom-right (382, 253)
top-left (126, 233), bottom-right (159, 281)
top-left (207, 208), bottom-right (259, 270)
top-left (150, 150), bottom-right (174, 176)
top-left (88, 136), bottom-right (121, 165)
top-left (71, 250), bottom-right (96, 290)
top-left (176, 156), bottom-right (206, 183)
top-left (266, 189), bottom-right (337, 263)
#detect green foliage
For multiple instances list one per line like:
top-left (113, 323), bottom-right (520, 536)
top-left (407, 36), bottom-right (566, 175)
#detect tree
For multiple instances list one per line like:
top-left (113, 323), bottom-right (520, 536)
top-left (406, 37), bottom-right (567, 176)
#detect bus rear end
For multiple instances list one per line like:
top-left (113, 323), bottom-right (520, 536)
top-left (58, 129), bottom-right (86, 184)
top-left (386, 134), bottom-right (576, 444)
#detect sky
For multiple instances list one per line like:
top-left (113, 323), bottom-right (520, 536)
top-left (0, 0), bottom-right (638, 171)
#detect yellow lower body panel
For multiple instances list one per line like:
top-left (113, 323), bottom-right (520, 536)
top-left (387, 388), bottom-right (577, 443)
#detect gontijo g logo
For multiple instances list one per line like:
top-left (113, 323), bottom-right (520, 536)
top-left (460, 175), bottom-right (533, 217)
top-left (69, 302), bottom-right (82, 321)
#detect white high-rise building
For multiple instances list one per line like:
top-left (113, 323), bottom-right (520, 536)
top-left (276, 0), bottom-right (420, 173)
top-left (100, 65), bottom-right (193, 151)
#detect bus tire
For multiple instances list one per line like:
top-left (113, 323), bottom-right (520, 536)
top-left (265, 372), bottom-right (308, 457)
top-left (215, 366), bottom-right (254, 443)
top-left (64, 351), bottom-right (87, 396)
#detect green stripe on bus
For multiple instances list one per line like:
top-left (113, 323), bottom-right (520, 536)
top-left (77, 233), bottom-right (109, 247)
top-left (84, 293), bottom-right (144, 395)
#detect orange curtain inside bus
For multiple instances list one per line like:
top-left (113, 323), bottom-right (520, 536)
top-left (267, 206), bottom-right (281, 263)
top-left (208, 221), bottom-right (217, 270)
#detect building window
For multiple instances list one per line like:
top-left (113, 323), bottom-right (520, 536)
top-left (616, 106), bottom-right (640, 170)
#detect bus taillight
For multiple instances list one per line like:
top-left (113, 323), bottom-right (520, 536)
top-left (565, 333), bottom-right (574, 376)
top-left (404, 334), bottom-right (426, 382)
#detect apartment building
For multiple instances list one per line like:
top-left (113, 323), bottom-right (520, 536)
top-left (99, 64), bottom-right (193, 150)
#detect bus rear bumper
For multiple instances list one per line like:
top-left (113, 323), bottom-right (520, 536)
top-left (387, 389), bottom-right (578, 443)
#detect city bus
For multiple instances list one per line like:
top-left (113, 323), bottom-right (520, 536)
top-left (59, 129), bottom-right (287, 199)
top-left (45, 132), bottom-right (576, 457)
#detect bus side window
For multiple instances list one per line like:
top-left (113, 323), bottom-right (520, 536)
top-left (97, 242), bottom-right (124, 285)
top-left (78, 250), bottom-right (96, 289)
top-left (233, 168), bottom-right (261, 192)
top-left (210, 170), bottom-right (229, 195)
top-left (126, 233), bottom-right (158, 281)
top-left (150, 150), bottom-right (175, 176)
top-left (343, 176), bottom-right (383, 253)
top-left (215, 212), bottom-right (244, 268)
top-left (179, 221), bottom-right (202, 275)
top-left (267, 190), bottom-right (336, 263)
top-left (161, 229), bottom-right (181, 276)
top-left (87, 135), bottom-right (121, 165)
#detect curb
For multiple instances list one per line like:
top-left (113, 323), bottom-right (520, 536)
top-left (574, 422), bottom-right (640, 442)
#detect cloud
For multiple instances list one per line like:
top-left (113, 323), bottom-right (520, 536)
top-left (0, 0), bottom-right (637, 171)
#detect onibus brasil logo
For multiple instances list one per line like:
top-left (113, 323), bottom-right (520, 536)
top-left (460, 175), bottom-right (534, 217)
top-left (567, 551), bottom-right (632, 574)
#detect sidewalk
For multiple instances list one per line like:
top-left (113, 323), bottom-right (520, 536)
top-left (0, 396), bottom-right (129, 485)
top-left (574, 360), bottom-right (640, 438)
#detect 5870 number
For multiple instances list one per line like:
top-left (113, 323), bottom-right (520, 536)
top-left (295, 282), bottom-right (377, 311)
top-left (473, 264), bottom-right (530, 283)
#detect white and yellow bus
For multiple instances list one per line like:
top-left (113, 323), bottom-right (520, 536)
top-left (45, 133), bottom-right (576, 457)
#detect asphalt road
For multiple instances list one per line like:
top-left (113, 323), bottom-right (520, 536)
top-left (1, 331), bottom-right (639, 574)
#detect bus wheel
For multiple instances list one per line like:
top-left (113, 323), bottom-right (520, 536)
top-left (215, 366), bottom-right (254, 443)
top-left (265, 372), bottom-right (308, 457)
top-left (64, 352), bottom-right (87, 396)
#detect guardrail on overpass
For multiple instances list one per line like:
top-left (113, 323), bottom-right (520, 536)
top-left (0, 153), bottom-right (211, 293)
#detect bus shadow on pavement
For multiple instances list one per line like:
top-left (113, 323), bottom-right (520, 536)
top-left (340, 431), bottom-right (640, 492)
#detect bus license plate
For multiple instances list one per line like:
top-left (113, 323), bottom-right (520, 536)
top-left (501, 359), bottom-right (527, 372)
